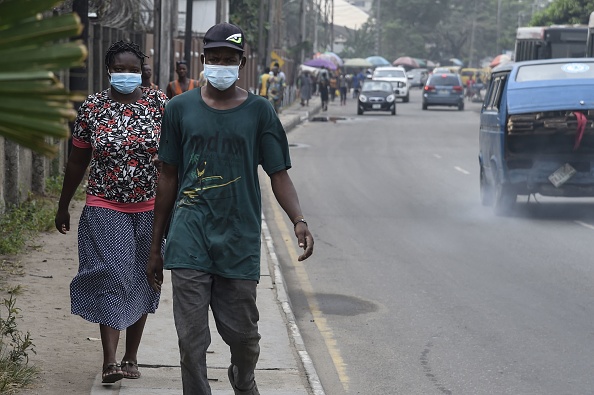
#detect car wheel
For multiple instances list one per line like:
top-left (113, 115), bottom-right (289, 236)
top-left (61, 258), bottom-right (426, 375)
top-left (480, 166), bottom-right (494, 206)
top-left (357, 107), bottom-right (363, 115)
top-left (403, 93), bottom-right (410, 103)
top-left (422, 102), bottom-right (428, 110)
top-left (391, 105), bottom-right (396, 115)
top-left (494, 183), bottom-right (517, 216)
top-left (458, 102), bottom-right (464, 111)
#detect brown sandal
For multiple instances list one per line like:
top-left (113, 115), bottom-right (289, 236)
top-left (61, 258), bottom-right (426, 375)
top-left (102, 362), bottom-right (124, 383)
top-left (121, 360), bottom-right (141, 379)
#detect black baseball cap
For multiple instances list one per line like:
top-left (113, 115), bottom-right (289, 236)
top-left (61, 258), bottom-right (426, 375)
top-left (203, 23), bottom-right (245, 52)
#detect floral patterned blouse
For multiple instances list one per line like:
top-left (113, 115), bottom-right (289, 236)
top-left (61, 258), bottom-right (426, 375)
top-left (72, 88), bottom-right (168, 204)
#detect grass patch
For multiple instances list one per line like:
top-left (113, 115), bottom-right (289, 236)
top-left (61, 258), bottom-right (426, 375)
top-left (0, 295), bottom-right (38, 394)
top-left (0, 175), bottom-right (85, 256)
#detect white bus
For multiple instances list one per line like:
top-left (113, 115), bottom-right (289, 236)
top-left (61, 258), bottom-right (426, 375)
top-left (514, 25), bottom-right (587, 62)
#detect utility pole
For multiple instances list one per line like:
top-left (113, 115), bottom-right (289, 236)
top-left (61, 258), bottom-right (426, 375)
top-left (70, 0), bottom-right (88, 95)
top-left (375, 0), bottom-right (381, 55)
top-left (313, 0), bottom-right (319, 54)
top-left (184, 0), bottom-right (193, 76)
top-left (154, 0), bottom-right (161, 86)
top-left (496, 0), bottom-right (502, 54)
top-left (257, 0), bottom-right (266, 69)
top-left (157, 0), bottom-right (174, 89)
top-left (300, 0), bottom-right (307, 63)
top-left (266, 0), bottom-right (275, 67)
top-left (330, 0), bottom-right (334, 52)
top-left (468, 0), bottom-right (477, 67)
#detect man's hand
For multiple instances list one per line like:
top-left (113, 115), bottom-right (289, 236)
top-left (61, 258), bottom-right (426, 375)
top-left (295, 222), bottom-right (314, 261)
top-left (146, 250), bottom-right (164, 293)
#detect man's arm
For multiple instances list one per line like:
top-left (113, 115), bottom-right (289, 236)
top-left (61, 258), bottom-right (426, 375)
top-left (269, 169), bottom-right (313, 261)
top-left (147, 162), bottom-right (179, 292)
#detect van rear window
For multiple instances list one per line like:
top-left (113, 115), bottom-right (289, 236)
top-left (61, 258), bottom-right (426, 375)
top-left (516, 62), bottom-right (594, 81)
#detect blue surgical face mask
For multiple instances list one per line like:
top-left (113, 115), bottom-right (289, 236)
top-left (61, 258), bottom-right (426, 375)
top-left (109, 72), bottom-right (142, 94)
top-left (203, 64), bottom-right (240, 91)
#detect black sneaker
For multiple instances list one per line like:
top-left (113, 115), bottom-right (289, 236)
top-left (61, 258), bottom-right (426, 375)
top-left (227, 364), bottom-right (260, 395)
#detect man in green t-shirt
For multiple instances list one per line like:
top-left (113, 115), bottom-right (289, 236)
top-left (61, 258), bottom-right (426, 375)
top-left (147, 22), bottom-right (314, 395)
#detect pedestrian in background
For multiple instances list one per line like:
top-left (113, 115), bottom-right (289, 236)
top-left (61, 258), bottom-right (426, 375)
top-left (166, 60), bottom-right (199, 99)
top-left (257, 66), bottom-right (271, 97)
top-left (339, 73), bottom-right (348, 105)
top-left (141, 63), bottom-right (158, 90)
top-left (146, 22), bottom-right (314, 395)
top-left (298, 70), bottom-right (312, 106)
top-left (352, 68), bottom-right (364, 98)
top-left (55, 40), bottom-right (168, 384)
top-left (319, 73), bottom-right (329, 111)
top-left (329, 73), bottom-right (337, 102)
top-left (274, 61), bottom-right (286, 83)
top-left (267, 65), bottom-right (285, 113)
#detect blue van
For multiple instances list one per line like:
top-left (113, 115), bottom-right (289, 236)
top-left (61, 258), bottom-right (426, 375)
top-left (479, 58), bottom-right (594, 214)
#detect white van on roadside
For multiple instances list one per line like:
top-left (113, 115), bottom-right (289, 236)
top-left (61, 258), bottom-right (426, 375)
top-left (372, 66), bottom-right (410, 102)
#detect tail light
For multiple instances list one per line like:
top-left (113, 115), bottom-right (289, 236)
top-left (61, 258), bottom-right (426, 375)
top-left (424, 85), bottom-right (436, 92)
top-left (453, 86), bottom-right (463, 92)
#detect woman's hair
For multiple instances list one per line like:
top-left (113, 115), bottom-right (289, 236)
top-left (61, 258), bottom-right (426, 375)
top-left (104, 40), bottom-right (147, 71)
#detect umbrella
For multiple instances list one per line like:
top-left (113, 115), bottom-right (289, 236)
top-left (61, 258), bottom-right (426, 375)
top-left (413, 58), bottom-right (427, 68)
top-left (449, 58), bottom-right (464, 66)
top-left (366, 56), bottom-right (391, 67)
top-left (303, 58), bottom-right (337, 70)
top-left (393, 56), bottom-right (420, 69)
top-left (323, 51), bottom-right (344, 66)
top-left (489, 54), bottom-right (512, 68)
top-left (343, 58), bottom-right (373, 68)
top-left (316, 54), bottom-right (342, 67)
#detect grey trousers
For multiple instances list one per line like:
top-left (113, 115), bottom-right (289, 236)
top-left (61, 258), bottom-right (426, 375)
top-left (171, 269), bottom-right (261, 395)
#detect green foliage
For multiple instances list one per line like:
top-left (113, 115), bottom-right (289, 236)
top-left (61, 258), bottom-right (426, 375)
top-left (0, 295), bottom-right (37, 393)
top-left (531, 0), bottom-right (594, 25)
top-left (340, 0), bottom-right (535, 66)
top-left (340, 22), bottom-right (377, 59)
top-left (0, 0), bottom-right (87, 157)
top-left (0, 175), bottom-right (85, 256)
top-left (229, 0), bottom-right (261, 50)
top-left (0, 198), bottom-right (55, 255)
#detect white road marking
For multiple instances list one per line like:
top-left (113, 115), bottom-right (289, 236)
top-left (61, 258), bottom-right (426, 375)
top-left (455, 166), bottom-right (470, 175)
top-left (575, 220), bottom-right (594, 231)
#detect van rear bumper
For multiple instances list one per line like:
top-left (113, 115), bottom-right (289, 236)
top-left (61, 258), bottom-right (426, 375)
top-left (507, 158), bottom-right (594, 196)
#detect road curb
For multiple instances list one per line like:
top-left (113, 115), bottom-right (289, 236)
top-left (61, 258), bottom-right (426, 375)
top-left (261, 216), bottom-right (326, 395)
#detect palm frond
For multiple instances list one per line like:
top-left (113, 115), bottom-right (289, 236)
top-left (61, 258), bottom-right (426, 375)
top-left (0, 0), bottom-right (87, 157)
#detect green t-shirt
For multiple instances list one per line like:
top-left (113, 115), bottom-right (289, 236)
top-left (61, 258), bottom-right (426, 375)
top-left (159, 88), bottom-right (291, 280)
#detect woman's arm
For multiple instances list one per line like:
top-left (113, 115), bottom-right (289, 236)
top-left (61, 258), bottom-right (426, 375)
top-left (55, 146), bottom-right (92, 234)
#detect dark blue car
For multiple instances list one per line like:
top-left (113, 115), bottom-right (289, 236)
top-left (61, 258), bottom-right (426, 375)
top-left (479, 58), bottom-right (594, 215)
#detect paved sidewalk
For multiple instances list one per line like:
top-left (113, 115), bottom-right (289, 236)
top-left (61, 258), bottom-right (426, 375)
top-left (89, 96), bottom-right (324, 395)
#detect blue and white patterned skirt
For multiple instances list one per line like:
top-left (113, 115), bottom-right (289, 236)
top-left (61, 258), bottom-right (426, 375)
top-left (71, 206), bottom-right (160, 330)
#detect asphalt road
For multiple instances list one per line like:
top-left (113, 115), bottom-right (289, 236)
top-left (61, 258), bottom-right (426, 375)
top-left (262, 89), bottom-right (594, 395)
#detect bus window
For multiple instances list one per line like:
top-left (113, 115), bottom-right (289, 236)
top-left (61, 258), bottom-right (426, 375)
top-left (587, 11), bottom-right (594, 56)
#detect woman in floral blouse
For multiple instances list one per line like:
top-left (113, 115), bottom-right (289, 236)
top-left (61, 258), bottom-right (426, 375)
top-left (55, 40), bottom-right (168, 384)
